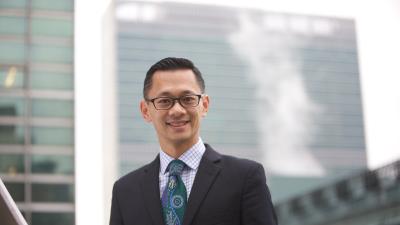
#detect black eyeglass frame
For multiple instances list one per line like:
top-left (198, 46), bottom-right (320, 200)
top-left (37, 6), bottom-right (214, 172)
top-left (145, 94), bottom-right (204, 110)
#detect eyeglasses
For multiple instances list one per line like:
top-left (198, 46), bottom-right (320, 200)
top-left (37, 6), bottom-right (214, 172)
top-left (146, 94), bottom-right (203, 110)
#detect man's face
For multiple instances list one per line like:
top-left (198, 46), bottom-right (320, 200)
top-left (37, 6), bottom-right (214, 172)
top-left (140, 69), bottom-right (209, 148)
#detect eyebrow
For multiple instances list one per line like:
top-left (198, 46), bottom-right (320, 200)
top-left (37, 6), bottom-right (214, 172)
top-left (156, 90), bottom-right (197, 97)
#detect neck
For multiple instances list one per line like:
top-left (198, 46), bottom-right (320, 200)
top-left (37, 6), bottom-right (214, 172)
top-left (160, 138), bottom-right (199, 159)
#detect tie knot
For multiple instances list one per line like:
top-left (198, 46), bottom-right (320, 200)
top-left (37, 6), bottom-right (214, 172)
top-left (168, 159), bottom-right (185, 176)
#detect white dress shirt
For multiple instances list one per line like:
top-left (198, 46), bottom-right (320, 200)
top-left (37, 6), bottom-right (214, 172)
top-left (159, 138), bottom-right (206, 199)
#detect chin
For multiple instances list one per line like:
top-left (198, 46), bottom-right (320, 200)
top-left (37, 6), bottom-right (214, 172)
top-left (169, 135), bottom-right (194, 145)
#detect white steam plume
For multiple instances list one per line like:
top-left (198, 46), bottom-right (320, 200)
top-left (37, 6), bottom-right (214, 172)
top-left (229, 14), bottom-right (325, 176)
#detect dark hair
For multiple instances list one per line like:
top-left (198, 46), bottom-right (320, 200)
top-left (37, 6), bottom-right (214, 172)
top-left (143, 57), bottom-right (205, 98)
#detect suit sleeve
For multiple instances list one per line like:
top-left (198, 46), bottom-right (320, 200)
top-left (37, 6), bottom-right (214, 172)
top-left (240, 163), bottom-right (278, 225)
top-left (110, 182), bottom-right (124, 225)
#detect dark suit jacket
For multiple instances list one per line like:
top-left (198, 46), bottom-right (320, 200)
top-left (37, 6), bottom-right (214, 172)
top-left (110, 144), bottom-right (278, 225)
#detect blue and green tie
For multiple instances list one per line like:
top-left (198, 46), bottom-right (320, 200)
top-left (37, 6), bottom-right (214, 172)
top-left (161, 160), bottom-right (187, 225)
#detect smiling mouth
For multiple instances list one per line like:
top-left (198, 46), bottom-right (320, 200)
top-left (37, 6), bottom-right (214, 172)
top-left (166, 121), bottom-right (189, 127)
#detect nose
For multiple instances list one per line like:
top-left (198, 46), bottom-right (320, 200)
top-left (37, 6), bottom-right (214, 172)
top-left (168, 99), bottom-right (186, 116)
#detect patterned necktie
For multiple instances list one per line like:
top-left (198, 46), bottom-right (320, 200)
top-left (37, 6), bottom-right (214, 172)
top-left (161, 159), bottom-right (187, 225)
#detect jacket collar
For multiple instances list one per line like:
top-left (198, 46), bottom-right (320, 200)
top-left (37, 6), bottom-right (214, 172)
top-left (140, 144), bottom-right (222, 225)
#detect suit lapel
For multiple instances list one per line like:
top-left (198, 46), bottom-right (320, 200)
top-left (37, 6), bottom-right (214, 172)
top-left (183, 145), bottom-right (222, 225)
top-left (140, 155), bottom-right (164, 225)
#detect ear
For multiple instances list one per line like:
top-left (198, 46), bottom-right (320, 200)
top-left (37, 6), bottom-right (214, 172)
top-left (201, 95), bottom-right (209, 117)
top-left (140, 100), bottom-right (152, 122)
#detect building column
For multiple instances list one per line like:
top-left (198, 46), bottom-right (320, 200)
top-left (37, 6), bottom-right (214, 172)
top-left (75, 1), bottom-right (118, 225)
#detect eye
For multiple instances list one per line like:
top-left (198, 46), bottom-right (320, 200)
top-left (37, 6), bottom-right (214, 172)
top-left (181, 96), bottom-right (196, 104)
top-left (155, 98), bottom-right (172, 105)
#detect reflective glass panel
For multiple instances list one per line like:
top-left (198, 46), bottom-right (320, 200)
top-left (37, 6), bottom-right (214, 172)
top-left (4, 182), bottom-right (25, 201)
top-left (31, 154), bottom-right (73, 174)
top-left (0, 97), bottom-right (25, 116)
top-left (32, 0), bottom-right (73, 11)
top-left (31, 18), bottom-right (73, 37)
top-left (32, 212), bottom-right (74, 225)
top-left (0, 16), bottom-right (26, 35)
top-left (0, 125), bottom-right (25, 144)
top-left (32, 183), bottom-right (74, 202)
top-left (31, 99), bottom-right (73, 117)
top-left (0, 154), bottom-right (24, 174)
top-left (0, 0), bottom-right (27, 8)
top-left (31, 45), bottom-right (72, 63)
top-left (31, 127), bottom-right (73, 146)
top-left (0, 66), bottom-right (24, 89)
top-left (31, 71), bottom-right (73, 90)
top-left (0, 42), bottom-right (25, 63)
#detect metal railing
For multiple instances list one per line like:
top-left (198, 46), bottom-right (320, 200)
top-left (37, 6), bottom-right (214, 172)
top-left (275, 160), bottom-right (400, 225)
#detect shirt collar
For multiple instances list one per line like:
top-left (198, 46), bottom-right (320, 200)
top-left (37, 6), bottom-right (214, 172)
top-left (159, 138), bottom-right (206, 174)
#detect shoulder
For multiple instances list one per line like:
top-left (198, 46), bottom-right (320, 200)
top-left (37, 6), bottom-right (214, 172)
top-left (204, 144), bottom-right (265, 177)
top-left (114, 166), bottom-right (144, 186)
top-left (221, 153), bottom-right (264, 172)
top-left (113, 157), bottom-right (159, 191)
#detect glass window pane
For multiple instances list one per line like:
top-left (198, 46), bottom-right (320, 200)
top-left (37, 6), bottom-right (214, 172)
top-left (31, 45), bottom-right (72, 63)
top-left (31, 71), bottom-right (73, 90)
top-left (0, 42), bottom-right (26, 63)
top-left (32, 212), bottom-right (74, 225)
top-left (32, 99), bottom-right (73, 117)
top-left (0, 66), bottom-right (25, 89)
top-left (0, 0), bottom-right (27, 8)
top-left (0, 125), bottom-right (25, 144)
top-left (0, 16), bottom-right (26, 35)
top-left (0, 154), bottom-right (24, 174)
top-left (31, 127), bottom-right (74, 146)
top-left (0, 97), bottom-right (25, 116)
top-left (4, 182), bottom-right (25, 201)
top-left (32, 183), bottom-right (74, 202)
top-left (31, 18), bottom-right (73, 37)
top-left (31, 155), bottom-right (73, 175)
top-left (32, 0), bottom-right (73, 11)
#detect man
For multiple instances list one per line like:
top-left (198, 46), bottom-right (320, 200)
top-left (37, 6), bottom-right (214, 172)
top-left (110, 57), bottom-right (278, 225)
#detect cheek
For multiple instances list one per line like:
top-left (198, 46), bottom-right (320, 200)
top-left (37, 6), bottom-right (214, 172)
top-left (149, 113), bottom-right (164, 126)
top-left (152, 119), bottom-right (166, 133)
top-left (192, 113), bottom-right (202, 126)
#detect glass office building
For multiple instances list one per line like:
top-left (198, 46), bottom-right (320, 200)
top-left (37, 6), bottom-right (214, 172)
top-left (0, 1), bottom-right (74, 225)
top-left (116, 1), bottom-right (367, 202)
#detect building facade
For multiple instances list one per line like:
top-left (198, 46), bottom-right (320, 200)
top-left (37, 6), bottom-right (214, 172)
top-left (0, 1), bottom-right (74, 225)
top-left (116, 1), bottom-right (367, 202)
